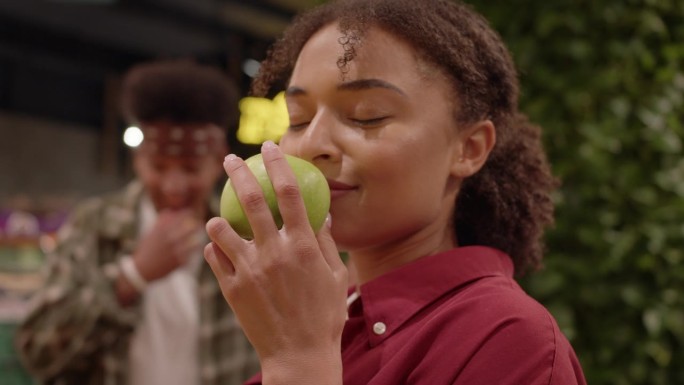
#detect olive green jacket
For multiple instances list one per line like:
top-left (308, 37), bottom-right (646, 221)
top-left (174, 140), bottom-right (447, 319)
top-left (15, 181), bottom-right (259, 385)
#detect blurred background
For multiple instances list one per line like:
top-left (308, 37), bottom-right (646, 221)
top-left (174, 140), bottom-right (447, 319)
top-left (0, 1), bottom-right (682, 385)
top-left (0, 0), bottom-right (319, 382)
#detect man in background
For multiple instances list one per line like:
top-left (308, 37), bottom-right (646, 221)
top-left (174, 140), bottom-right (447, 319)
top-left (16, 59), bottom-right (259, 385)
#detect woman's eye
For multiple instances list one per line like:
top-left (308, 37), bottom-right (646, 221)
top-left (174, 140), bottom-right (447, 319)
top-left (351, 117), bottom-right (388, 127)
top-left (288, 121), bottom-right (310, 131)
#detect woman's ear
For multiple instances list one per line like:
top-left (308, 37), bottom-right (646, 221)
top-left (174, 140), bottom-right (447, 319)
top-left (451, 119), bottom-right (496, 178)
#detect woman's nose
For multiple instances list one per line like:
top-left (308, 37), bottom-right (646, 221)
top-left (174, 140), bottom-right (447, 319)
top-left (291, 111), bottom-right (340, 163)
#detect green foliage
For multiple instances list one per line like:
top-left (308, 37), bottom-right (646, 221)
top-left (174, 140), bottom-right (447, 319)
top-left (468, 0), bottom-right (684, 383)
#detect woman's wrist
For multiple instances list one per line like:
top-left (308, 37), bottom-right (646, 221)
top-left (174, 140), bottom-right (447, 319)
top-left (260, 348), bottom-right (343, 385)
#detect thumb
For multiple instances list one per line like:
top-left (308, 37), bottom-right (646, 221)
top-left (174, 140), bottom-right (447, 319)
top-left (316, 214), bottom-right (345, 273)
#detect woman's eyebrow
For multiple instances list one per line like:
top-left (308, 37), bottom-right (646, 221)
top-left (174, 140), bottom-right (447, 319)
top-left (338, 78), bottom-right (407, 96)
top-left (285, 86), bottom-right (306, 96)
top-left (285, 78), bottom-right (407, 97)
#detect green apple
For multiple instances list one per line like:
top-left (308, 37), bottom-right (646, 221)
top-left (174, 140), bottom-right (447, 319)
top-left (220, 154), bottom-right (331, 239)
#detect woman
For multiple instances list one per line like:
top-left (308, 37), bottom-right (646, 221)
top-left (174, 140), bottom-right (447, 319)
top-left (204, 0), bottom-right (587, 384)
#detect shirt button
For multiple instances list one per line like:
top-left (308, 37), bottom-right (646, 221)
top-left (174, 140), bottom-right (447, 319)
top-left (373, 322), bottom-right (387, 335)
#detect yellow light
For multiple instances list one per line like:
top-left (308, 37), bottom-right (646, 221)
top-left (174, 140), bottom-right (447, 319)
top-left (236, 91), bottom-right (289, 144)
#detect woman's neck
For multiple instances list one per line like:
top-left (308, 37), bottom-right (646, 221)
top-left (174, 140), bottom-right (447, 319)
top-left (347, 226), bottom-right (457, 285)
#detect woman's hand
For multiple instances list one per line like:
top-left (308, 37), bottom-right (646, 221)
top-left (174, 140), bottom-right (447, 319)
top-left (204, 141), bottom-right (348, 385)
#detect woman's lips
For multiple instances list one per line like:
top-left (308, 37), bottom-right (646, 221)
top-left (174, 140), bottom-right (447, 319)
top-left (327, 179), bottom-right (355, 199)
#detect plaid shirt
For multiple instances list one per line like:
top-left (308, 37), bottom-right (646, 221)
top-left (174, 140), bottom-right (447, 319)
top-left (15, 181), bottom-right (260, 385)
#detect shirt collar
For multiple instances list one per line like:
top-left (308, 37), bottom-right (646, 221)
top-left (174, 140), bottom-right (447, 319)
top-left (355, 246), bottom-right (514, 346)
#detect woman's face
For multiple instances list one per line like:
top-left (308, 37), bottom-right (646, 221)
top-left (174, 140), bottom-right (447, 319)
top-left (280, 23), bottom-right (463, 256)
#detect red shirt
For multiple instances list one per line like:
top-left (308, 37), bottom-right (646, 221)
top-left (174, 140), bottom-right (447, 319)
top-left (246, 246), bottom-right (586, 385)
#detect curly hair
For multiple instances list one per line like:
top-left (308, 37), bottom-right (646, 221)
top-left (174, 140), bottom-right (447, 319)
top-left (253, 0), bottom-right (557, 276)
top-left (120, 59), bottom-right (239, 129)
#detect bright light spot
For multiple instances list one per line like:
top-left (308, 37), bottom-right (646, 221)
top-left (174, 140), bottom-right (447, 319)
top-left (242, 59), bottom-right (261, 78)
top-left (123, 126), bottom-right (144, 147)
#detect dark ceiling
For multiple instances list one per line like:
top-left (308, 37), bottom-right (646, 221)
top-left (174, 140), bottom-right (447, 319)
top-left (0, 0), bottom-right (319, 130)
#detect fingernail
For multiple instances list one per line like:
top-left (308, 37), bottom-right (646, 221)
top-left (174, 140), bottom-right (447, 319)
top-left (224, 154), bottom-right (238, 163)
top-left (325, 213), bottom-right (332, 228)
top-left (262, 140), bottom-right (277, 151)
